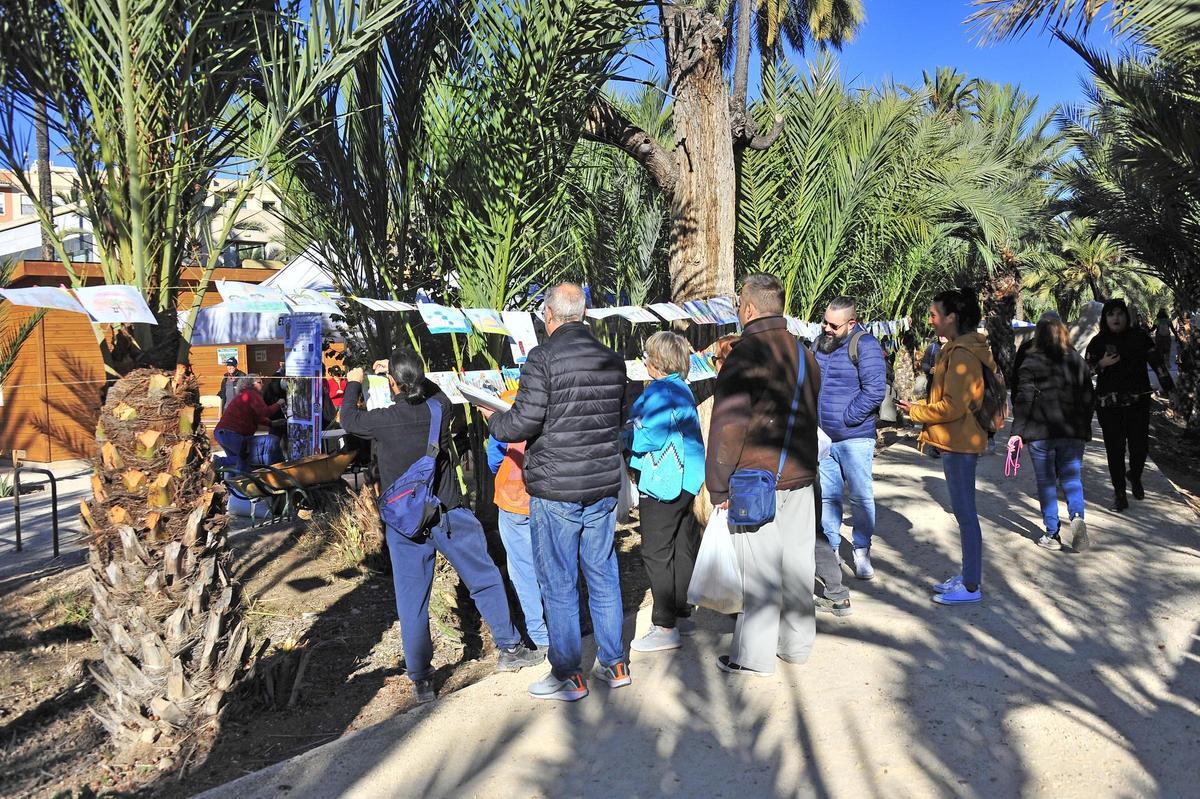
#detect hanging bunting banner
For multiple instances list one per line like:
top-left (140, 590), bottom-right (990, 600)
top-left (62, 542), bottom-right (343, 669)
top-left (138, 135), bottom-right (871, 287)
top-left (354, 297), bottom-right (416, 312)
top-left (463, 308), bottom-right (509, 335)
top-left (683, 299), bottom-right (718, 325)
top-left (418, 303), bottom-right (471, 335)
top-left (75, 285), bottom-right (158, 324)
top-left (0, 286), bottom-right (88, 314)
top-left (706, 297), bottom-right (739, 325)
top-left (647, 302), bottom-right (691, 322)
top-left (285, 288), bottom-right (341, 314)
top-left (502, 310), bottom-right (539, 363)
top-left (217, 280), bottom-right (289, 313)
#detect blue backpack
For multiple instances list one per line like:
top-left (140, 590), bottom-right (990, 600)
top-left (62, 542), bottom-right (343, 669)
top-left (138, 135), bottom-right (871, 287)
top-left (378, 399), bottom-right (443, 540)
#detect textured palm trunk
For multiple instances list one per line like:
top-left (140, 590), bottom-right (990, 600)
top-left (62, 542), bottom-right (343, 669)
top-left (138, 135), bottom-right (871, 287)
top-left (983, 268), bottom-right (1020, 379)
top-left (662, 4), bottom-right (736, 300)
top-left (81, 368), bottom-right (247, 767)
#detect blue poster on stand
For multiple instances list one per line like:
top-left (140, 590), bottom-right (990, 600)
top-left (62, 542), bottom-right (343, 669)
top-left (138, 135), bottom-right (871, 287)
top-left (284, 313), bottom-right (323, 460)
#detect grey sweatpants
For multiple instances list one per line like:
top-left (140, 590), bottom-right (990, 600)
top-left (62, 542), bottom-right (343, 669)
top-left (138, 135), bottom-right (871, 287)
top-left (729, 486), bottom-right (816, 673)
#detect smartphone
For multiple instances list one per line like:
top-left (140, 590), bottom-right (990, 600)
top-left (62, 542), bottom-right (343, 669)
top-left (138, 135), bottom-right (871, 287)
top-left (1105, 344), bottom-right (1118, 357)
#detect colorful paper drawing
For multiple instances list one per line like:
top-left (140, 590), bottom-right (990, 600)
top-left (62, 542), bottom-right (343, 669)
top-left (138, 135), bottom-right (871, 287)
top-left (418, 303), bottom-right (471, 335)
top-left (501, 367), bottom-right (522, 392)
top-left (365, 375), bottom-right (395, 410)
top-left (687, 352), bottom-right (717, 382)
top-left (683, 300), bottom-right (718, 324)
top-left (285, 289), bottom-right (341, 314)
top-left (707, 297), bottom-right (739, 325)
top-left (585, 307), bottom-right (624, 320)
top-left (426, 371), bottom-right (466, 404)
top-left (0, 286), bottom-right (87, 314)
top-left (75, 285), bottom-right (158, 324)
top-left (354, 297), bottom-right (416, 312)
top-left (463, 308), bottom-right (509, 335)
top-left (613, 306), bottom-right (661, 324)
top-left (460, 369), bottom-right (507, 396)
top-left (625, 359), bottom-right (651, 382)
top-left (647, 302), bottom-right (691, 322)
top-left (217, 280), bottom-right (290, 313)
top-left (501, 311), bottom-right (539, 363)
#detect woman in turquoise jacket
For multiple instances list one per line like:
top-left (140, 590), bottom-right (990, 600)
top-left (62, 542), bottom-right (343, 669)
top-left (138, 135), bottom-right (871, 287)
top-left (625, 331), bottom-right (706, 653)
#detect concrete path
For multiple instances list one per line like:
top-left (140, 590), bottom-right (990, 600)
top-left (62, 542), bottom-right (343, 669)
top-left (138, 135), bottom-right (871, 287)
top-left (200, 433), bottom-right (1200, 798)
top-left (0, 460), bottom-right (93, 589)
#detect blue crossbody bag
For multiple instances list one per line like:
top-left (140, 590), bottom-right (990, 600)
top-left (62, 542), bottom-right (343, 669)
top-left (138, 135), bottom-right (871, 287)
top-left (727, 342), bottom-right (806, 527)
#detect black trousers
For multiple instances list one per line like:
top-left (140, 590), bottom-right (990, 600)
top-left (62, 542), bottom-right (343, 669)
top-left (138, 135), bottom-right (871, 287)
top-left (639, 491), bottom-right (700, 628)
top-left (1096, 396), bottom-right (1151, 496)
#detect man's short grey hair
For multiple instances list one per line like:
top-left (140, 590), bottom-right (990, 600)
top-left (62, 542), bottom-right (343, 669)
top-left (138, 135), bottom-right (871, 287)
top-left (235, 375), bottom-right (260, 393)
top-left (740, 273), bottom-right (785, 315)
top-left (827, 296), bottom-right (857, 318)
top-left (545, 282), bottom-right (586, 322)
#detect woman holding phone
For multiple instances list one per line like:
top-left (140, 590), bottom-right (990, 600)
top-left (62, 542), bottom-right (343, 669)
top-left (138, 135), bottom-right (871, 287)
top-left (1085, 298), bottom-right (1174, 511)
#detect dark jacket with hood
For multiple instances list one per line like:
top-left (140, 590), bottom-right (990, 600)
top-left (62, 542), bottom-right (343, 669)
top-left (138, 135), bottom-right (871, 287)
top-left (1011, 348), bottom-right (1094, 442)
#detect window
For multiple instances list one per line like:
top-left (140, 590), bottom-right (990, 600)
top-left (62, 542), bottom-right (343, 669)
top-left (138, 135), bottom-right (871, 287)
top-left (0, 192), bottom-right (6, 215)
top-left (262, 200), bottom-right (277, 213)
top-left (20, 194), bottom-right (34, 215)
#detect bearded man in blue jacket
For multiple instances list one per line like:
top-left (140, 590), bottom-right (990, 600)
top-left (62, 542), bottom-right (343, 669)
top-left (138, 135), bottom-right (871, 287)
top-left (813, 297), bottom-right (888, 580)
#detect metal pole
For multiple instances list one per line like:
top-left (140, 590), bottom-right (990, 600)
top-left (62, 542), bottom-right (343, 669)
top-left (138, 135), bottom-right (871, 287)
top-left (12, 466), bottom-right (21, 553)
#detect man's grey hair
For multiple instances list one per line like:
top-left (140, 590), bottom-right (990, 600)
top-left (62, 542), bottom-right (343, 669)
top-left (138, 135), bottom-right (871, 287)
top-left (545, 282), bottom-right (586, 322)
top-left (827, 296), bottom-right (857, 318)
top-left (235, 375), bottom-right (260, 393)
top-left (740, 273), bottom-right (785, 315)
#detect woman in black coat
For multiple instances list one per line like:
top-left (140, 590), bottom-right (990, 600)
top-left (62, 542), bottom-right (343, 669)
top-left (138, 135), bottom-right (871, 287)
top-left (1084, 298), bottom-right (1175, 511)
top-left (1008, 317), bottom-right (1094, 551)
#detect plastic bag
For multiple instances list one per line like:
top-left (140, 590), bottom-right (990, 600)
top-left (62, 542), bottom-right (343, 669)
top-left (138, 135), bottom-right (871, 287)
top-left (687, 508), bottom-right (743, 614)
top-left (617, 461), bottom-right (639, 524)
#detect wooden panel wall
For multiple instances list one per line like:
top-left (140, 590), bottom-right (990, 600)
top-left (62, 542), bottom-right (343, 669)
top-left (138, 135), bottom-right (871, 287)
top-left (0, 304), bottom-right (53, 462)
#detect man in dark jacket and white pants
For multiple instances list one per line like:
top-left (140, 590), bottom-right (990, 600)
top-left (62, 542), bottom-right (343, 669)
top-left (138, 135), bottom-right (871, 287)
top-left (707, 273), bottom-right (821, 676)
top-left (813, 297), bottom-right (887, 582)
top-left (485, 283), bottom-right (630, 702)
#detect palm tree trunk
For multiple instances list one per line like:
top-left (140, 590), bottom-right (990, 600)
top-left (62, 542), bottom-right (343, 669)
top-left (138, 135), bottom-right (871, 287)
top-left (661, 3), bottom-right (736, 299)
top-left (983, 268), bottom-right (1020, 379)
top-left (82, 368), bottom-right (247, 765)
top-left (35, 96), bottom-right (53, 261)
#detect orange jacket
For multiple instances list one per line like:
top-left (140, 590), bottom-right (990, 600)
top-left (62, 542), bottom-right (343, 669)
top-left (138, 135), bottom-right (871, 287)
top-left (909, 332), bottom-right (996, 455)
top-left (494, 441), bottom-right (530, 515)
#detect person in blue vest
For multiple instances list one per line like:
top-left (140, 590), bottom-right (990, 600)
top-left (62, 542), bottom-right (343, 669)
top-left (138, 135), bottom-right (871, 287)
top-left (813, 297), bottom-right (888, 581)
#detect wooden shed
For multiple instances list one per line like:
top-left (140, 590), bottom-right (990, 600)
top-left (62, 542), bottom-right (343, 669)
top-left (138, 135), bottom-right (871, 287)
top-left (0, 261), bottom-right (283, 463)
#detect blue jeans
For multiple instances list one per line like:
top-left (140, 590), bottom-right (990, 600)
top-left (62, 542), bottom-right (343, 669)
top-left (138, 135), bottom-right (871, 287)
top-left (385, 507), bottom-right (520, 682)
top-left (529, 496), bottom-right (624, 680)
top-left (214, 428), bottom-right (249, 474)
top-left (941, 452), bottom-right (982, 588)
top-left (819, 437), bottom-right (876, 551)
top-left (497, 509), bottom-right (549, 647)
top-left (1027, 438), bottom-right (1086, 535)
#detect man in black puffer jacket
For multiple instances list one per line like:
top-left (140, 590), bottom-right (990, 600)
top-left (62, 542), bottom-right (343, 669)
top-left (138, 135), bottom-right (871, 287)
top-left (485, 283), bottom-right (630, 702)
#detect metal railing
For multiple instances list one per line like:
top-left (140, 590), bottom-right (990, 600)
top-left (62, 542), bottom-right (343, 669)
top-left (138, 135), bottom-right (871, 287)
top-left (11, 467), bottom-right (60, 557)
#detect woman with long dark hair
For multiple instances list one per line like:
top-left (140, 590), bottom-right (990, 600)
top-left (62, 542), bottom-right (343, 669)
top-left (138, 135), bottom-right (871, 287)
top-left (1084, 298), bottom-right (1175, 511)
top-left (1008, 317), bottom-right (1094, 551)
top-left (897, 288), bottom-right (996, 606)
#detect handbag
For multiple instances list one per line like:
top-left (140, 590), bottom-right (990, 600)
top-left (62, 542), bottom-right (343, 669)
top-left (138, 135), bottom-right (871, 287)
top-left (727, 341), bottom-right (807, 527)
top-left (639, 412), bottom-right (685, 501)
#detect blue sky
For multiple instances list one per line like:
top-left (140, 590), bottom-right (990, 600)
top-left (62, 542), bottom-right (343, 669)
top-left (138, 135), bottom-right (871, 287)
top-left (832, 1), bottom-right (1116, 113)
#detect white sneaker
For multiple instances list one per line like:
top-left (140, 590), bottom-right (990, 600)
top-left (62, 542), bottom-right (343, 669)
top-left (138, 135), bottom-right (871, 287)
top-left (932, 582), bottom-right (982, 605)
top-left (631, 624), bottom-right (682, 652)
top-left (932, 574), bottom-right (963, 594)
top-left (1070, 517), bottom-right (1091, 552)
top-left (852, 548), bottom-right (875, 580)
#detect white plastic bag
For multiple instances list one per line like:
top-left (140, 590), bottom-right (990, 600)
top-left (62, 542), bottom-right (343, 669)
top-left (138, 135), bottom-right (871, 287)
top-left (617, 461), bottom-right (639, 524)
top-left (687, 508), bottom-right (743, 614)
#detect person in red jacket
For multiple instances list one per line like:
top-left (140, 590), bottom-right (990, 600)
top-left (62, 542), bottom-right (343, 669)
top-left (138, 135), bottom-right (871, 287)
top-left (325, 366), bottom-right (348, 409)
top-left (215, 375), bottom-right (283, 473)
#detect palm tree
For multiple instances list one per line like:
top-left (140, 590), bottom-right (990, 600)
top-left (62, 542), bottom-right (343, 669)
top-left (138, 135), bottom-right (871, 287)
top-left (1022, 217), bottom-right (1135, 317)
top-left (0, 257), bottom-right (46, 388)
top-left (0, 0), bottom-right (417, 770)
top-left (584, 0), bottom-right (864, 301)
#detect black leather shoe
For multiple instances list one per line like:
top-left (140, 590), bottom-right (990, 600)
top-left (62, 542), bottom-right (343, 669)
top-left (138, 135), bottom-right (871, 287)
top-left (1130, 478), bottom-right (1145, 500)
top-left (1111, 494), bottom-right (1129, 512)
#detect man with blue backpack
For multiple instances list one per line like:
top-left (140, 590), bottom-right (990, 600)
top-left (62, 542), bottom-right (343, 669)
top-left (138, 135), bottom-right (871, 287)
top-left (813, 297), bottom-right (888, 583)
top-left (342, 349), bottom-right (543, 705)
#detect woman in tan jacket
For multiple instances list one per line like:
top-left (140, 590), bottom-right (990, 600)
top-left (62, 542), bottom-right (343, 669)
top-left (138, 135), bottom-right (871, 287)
top-left (898, 288), bottom-right (995, 607)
